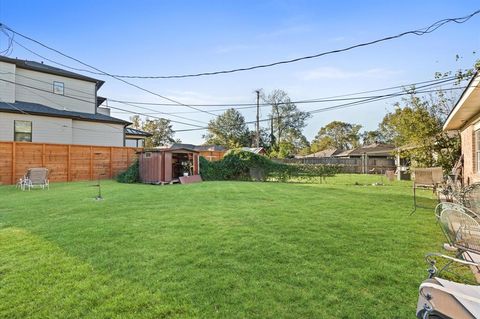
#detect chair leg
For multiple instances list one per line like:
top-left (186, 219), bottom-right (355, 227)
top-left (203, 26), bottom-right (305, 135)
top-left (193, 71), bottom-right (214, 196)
top-left (410, 185), bottom-right (417, 215)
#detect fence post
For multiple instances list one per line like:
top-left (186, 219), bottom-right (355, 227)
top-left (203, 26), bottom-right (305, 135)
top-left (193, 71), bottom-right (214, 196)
top-left (11, 142), bottom-right (16, 184)
top-left (90, 146), bottom-right (93, 181)
top-left (42, 144), bottom-right (46, 167)
top-left (67, 145), bottom-right (71, 182)
top-left (110, 147), bottom-right (113, 178)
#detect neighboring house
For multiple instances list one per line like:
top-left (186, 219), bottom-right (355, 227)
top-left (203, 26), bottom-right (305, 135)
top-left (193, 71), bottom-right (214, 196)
top-left (334, 143), bottom-right (396, 159)
top-left (241, 147), bottom-right (267, 155)
top-left (0, 55), bottom-right (134, 147)
top-left (443, 71), bottom-right (480, 185)
top-left (125, 127), bottom-right (152, 147)
top-left (295, 148), bottom-right (342, 159)
top-left (170, 143), bottom-right (227, 161)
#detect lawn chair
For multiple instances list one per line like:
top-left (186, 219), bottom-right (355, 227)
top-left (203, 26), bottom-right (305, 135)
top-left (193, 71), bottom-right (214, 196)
top-left (428, 206), bottom-right (480, 278)
top-left (23, 168), bottom-right (49, 190)
top-left (463, 183), bottom-right (480, 215)
top-left (418, 206), bottom-right (480, 318)
top-left (412, 167), bottom-right (444, 214)
top-left (417, 276), bottom-right (480, 318)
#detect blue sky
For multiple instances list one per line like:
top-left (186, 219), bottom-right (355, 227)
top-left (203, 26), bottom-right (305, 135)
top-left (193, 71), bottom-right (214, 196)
top-left (1, 1), bottom-right (479, 144)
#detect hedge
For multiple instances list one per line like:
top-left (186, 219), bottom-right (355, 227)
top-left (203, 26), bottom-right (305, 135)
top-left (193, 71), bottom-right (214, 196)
top-left (200, 149), bottom-right (339, 182)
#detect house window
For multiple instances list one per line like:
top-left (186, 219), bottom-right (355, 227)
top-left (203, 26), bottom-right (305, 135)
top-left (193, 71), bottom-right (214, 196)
top-left (53, 81), bottom-right (64, 95)
top-left (14, 120), bottom-right (32, 142)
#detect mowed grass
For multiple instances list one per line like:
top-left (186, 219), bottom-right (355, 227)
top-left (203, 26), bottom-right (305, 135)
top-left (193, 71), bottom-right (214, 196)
top-left (0, 175), bottom-right (442, 318)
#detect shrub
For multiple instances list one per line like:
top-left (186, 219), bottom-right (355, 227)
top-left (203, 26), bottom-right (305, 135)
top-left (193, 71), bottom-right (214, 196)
top-left (200, 149), bottom-right (339, 182)
top-left (116, 160), bottom-right (139, 183)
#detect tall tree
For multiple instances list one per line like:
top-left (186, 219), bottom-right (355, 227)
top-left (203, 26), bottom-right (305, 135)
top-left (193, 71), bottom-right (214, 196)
top-left (312, 121), bottom-right (362, 151)
top-left (263, 89), bottom-right (310, 149)
top-left (360, 130), bottom-right (387, 145)
top-left (130, 115), bottom-right (142, 129)
top-left (203, 108), bottom-right (250, 148)
top-left (129, 116), bottom-right (177, 148)
top-left (378, 91), bottom-right (460, 171)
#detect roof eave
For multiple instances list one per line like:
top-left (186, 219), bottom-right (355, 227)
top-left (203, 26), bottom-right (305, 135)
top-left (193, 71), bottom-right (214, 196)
top-left (443, 70), bottom-right (480, 131)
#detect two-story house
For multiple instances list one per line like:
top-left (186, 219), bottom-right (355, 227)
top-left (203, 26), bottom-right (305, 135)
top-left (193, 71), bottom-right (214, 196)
top-left (0, 55), bottom-right (148, 147)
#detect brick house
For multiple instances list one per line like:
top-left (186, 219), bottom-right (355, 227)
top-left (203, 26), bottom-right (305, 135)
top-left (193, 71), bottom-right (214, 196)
top-left (443, 71), bottom-right (480, 185)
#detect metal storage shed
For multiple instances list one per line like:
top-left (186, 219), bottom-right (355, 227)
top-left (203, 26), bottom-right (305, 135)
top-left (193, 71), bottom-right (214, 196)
top-left (138, 148), bottom-right (200, 184)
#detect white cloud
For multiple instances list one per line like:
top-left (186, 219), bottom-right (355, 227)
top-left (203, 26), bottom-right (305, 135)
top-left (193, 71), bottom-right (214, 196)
top-left (298, 67), bottom-right (403, 81)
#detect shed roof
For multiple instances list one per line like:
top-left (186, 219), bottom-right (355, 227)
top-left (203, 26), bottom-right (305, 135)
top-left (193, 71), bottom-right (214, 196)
top-left (443, 71), bottom-right (480, 130)
top-left (170, 143), bottom-right (227, 152)
top-left (241, 147), bottom-right (265, 154)
top-left (140, 147), bottom-right (199, 153)
top-left (0, 100), bottom-right (130, 125)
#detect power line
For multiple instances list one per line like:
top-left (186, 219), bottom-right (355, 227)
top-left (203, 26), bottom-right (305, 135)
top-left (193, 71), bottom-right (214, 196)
top-left (0, 70), bottom-right (208, 125)
top-left (0, 78), bottom-right (204, 128)
top-left (110, 76), bottom-right (461, 116)
top-left (0, 25), bottom-right (219, 117)
top-left (172, 85), bottom-right (468, 133)
top-left (105, 75), bottom-right (460, 111)
top-left (8, 10), bottom-right (477, 79)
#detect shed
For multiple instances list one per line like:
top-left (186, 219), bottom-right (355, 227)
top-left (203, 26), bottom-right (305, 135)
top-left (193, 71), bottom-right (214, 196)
top-left (138, 148), bottom-right (200, 184)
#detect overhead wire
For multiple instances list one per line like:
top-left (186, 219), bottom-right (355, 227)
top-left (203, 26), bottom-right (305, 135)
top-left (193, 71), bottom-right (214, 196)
top-left (5, 10), bottom-right (477, 79)
top-left (0, 78), bottom-right (205, 128)
top-left (172, 84), bottom-right (469, 133)
top-left (0, 25), bottom-right (219, 117)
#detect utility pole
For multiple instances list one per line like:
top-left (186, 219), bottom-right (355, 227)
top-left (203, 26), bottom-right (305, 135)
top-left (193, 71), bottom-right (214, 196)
top-left (255, 90), bottom-right (260, 147)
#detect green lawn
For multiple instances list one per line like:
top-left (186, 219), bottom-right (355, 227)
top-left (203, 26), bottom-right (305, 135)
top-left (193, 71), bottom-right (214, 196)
top-left (0, 175), bottom-right (442, 318)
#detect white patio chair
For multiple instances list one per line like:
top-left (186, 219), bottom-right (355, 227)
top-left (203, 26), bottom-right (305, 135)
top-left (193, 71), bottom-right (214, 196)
top-left (23, 168), bottom-right (49, 190)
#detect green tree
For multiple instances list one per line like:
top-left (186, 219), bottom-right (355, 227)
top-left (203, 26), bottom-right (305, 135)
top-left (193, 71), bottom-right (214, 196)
top-left (142, 118), bottom-right (177, 148)
top-left (129, 116), bottom-right (177, 148)
top-left (263, 89), bottom-right (311, 150)
top-left (360, 130), bottom-right (387, 145)
top-left (312, 121), bottom-right (362, 151)
top-left (203, 108), bottom-right (250, 148)
top-left (379, 92), bottom-right (460, 172)
top-left (130, 115), bottom-right (142, 129)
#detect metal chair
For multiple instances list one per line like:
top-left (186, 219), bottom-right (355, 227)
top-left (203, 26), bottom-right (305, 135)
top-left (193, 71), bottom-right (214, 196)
top-left (23, 168), bottom-right (49, 190)
top-left (412, 167), bottom-right (444, 214)
top-left (462, 183), bottom-right (480, 215)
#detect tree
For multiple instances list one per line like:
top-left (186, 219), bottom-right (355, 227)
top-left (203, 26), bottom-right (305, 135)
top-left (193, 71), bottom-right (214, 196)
top-left (203, 108), bottom-right (250, 148)
top-left (378, 91), bottom-right (460, 172)
top-left (270, 129), bottom-right (310, 158)
top-left (360, 130), bottom-right (387, 145)
top-left (263, 89), bottom-right (311, 150)
top-left (129, 116), bottom-right (177, 148)
top-left (130, 115), bottom-right (142, 129)
top-left (312, 121), bottom-right (362, 151)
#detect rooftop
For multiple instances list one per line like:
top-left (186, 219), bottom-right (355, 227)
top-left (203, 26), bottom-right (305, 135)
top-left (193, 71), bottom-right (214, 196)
top-left (0, 55), bottom-right (105, 89)
top-left (0, 100), bottom-right (130, 125)
top-left (443, 71), bottom-right (480, 131)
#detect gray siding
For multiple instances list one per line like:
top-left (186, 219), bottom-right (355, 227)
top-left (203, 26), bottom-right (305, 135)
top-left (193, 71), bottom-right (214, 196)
top-left (0, 112), bottom-right (73, 144)
top-left (0, 61), bottom-right (16, 103)
top-left (15, 68), bottom-right (96, 114)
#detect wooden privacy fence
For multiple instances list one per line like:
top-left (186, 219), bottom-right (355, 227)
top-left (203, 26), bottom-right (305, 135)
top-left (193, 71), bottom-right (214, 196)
top-left (0, 141), bottom-right (141, 185)
top-left (277, 157), bottom-right (396, 174)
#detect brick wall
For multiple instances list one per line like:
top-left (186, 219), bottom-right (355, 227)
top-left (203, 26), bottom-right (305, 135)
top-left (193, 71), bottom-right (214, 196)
top-left (461, 124), bottom-right (480, 185)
